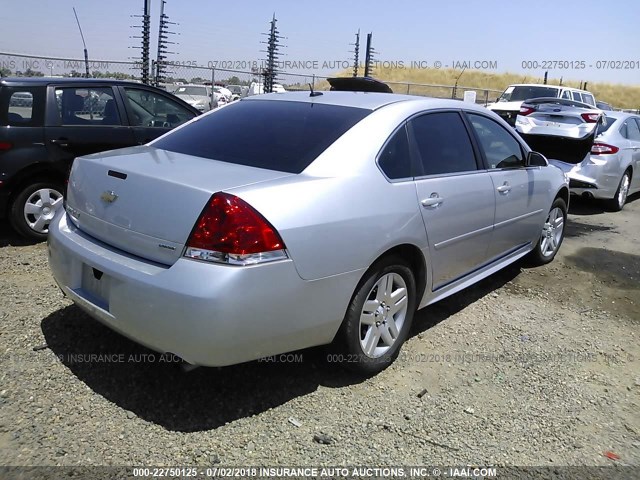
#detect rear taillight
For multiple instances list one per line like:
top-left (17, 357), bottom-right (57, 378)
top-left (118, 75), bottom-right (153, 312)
top-left (519, 106), bottom-right (535, 116)
top-left (184, 192), bottom-right (287, 266)
top-left (591, 142), bottom-right (619, 155)
top-left (0, 141), bottom-right (12, 151)
top-left (581, 113), bottom-right (600, 123)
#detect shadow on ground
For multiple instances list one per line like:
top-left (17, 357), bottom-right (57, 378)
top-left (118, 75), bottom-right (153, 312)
top-left (41, 264), bottom-right (521, 433)
top-left (568, 191), bottom-right (640, 216)
top-left (564, 246), bottom-right (640, 291)
top-left (0, 221), bottom-right (39, 248)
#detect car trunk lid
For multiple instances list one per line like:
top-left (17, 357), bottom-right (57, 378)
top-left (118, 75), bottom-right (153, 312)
top-left (65, 146), bottom-right (292, 265)
top-left (516, 101), bottom-right (600, 164)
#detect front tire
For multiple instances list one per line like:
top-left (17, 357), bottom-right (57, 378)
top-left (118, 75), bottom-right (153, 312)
top-left (526, 197), bottom-right (567, 266)
top-left (9, 182), bottom-right (64, 241)
top-left (607, 170), bottom-right (631, 212)
top-left (333, 256), bottom-right (417, 375)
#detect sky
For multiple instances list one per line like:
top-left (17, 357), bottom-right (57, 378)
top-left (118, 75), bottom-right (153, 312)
top-left (1, 0), bottom-right (639, 85)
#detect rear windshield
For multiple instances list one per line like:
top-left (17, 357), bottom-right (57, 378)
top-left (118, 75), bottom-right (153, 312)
top-left (499, 86), bottom-right (559, 102)
top-left (596, 116), bottom-right (618, 135)
top-left (153, 99), bottom-right (371, 173)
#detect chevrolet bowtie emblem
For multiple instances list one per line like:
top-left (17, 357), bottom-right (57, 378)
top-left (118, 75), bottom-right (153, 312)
top-left (100, 191), bottom-right (118, 203)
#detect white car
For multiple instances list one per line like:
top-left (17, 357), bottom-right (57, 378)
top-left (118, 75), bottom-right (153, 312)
top-left (247, 82), bottom-right (287, 96)
top-left (487, 84), bottom-right (596, 126)
top-left (173, 85), bottom-right (216, 112)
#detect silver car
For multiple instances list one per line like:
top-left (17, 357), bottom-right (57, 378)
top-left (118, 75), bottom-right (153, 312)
top-left (517, 101), bottom-right (639, 211)
top-left (48, 92), bottom-right (569, 374)
top-left (173, 84), bottom-right (216, 112)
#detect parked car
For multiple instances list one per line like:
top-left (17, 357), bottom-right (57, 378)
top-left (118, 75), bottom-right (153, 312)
top-left (596, 101), bottom-right (614, 111)
top-left (0, 77), bottom-right (199, 240)
top-left (214, 86), bottom-right (233, 102)
top-left (226, 84), bottom-right (248, 101)
top-left (487, 83), bottom-right (597, 126)
top-left (48, 92), bottom-right (569, 375)
top-left (247, 82), bottom-right (287, 96)
top-left (517, 102), bottom-right (640, 211)
top-left (173, 84), bottom-right (217, 112)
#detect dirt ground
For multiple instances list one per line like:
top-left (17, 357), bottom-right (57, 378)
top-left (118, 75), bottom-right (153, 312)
top-left (0, 193), bottom-right (638, 470)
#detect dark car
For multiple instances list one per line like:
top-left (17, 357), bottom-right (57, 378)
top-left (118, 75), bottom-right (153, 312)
top-left (0, 77), bottom-right (199, 240)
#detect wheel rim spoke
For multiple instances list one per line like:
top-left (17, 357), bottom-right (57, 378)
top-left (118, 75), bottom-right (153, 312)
top-left (359, 272), bottom-right (409, 358)
top-left (24, 203), bottom-right (41, 215)
top-left (31, 215), bottom-right (47, 232)
top-left (362, 327), bottom-right (381, 356)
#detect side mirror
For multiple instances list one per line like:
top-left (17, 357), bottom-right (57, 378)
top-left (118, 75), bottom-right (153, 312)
top-left (526, 151), bottom-right (548, 167)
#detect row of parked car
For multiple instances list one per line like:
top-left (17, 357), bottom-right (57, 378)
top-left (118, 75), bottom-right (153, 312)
top-left (486, 83), bottom-right (640, 211)
top-left (1, 75), bottom-right (638, 376)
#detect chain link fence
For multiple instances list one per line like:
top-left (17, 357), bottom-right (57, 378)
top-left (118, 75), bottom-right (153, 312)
top-left (1, 52), bottom-right (500, 104)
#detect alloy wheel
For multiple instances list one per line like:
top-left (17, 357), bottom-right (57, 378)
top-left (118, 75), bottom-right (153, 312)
top-left (359, 272), bottom-right (409, 358)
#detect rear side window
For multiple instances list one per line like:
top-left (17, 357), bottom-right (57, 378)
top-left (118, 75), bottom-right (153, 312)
top-left (378, 125), bottom-right (412, 180)
top-left (0, 86), bottom-right (45, 127)
top-left (153, 100), bottom-right (371, 173)
top-left (54, 87), bottom-right (122, 126)
top-left (596, 116), bottom-right (618, 135)
top-left (409, 112), bottom-right (478, 176)
top-left (561, 90), bottom-right (572, 100)
top-left (572, 91), bottom-right (583, 102)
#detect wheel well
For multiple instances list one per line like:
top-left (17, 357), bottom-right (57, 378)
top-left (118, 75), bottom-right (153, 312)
top-left (7, 166), bottom-right (66, 206)
top-left (625, 166), bottom-right (633, 180)
top-left (370, 244), bottom-right (427, 303)
top-left (555, 186), bottom-right (569, 207)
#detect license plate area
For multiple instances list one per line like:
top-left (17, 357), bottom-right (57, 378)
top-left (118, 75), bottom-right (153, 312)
top-left (545, 121), bottom-right (562, 127)
top-left (80, 263), bottom-right (110, 311)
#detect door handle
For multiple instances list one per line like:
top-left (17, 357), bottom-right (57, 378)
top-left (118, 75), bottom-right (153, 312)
top-left (50, 138), bottom-right (70, 148)
top-left (496, 182), bottom-right (511, 194)
top-left (421, 194), bottom-right (444, 208)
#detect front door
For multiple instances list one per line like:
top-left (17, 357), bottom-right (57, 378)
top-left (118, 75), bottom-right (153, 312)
top-left (409, 111), bottom-right (495, 290)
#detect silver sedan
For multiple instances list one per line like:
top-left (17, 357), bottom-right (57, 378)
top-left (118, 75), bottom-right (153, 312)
top-left (549, 111), bottom-right (640, 211)
top-left (48, 91), bottom-right (569, 374)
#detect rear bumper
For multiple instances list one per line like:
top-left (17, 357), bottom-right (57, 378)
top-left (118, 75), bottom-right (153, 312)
top-left (48, 211), bottom-right (361, 366)
top-left (548, 159), bottom-right (620, 200)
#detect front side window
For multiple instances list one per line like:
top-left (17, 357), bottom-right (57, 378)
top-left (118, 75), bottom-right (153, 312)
top-left (54, 87), bottom-right (121, 126)
top-left (467, 113), bottom-right (525, 169)
top-left (124, 88), bottom-right (196, 128)
top-left (0, 87), bottom-right (45, 126)
top-left (409, 112), bottom-right (478, 176)
top-left (153, 99), bottom-right (371, 173)
top-left (378, 125), bottom-right (412, 180)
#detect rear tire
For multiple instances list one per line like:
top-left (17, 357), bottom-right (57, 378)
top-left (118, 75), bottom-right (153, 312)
top-left (9, 181), bottom-right (64, 241)
top-left (526, 197), bottom-right (567, 266)
top-left (606, 170), bottom-right (631, 212)
top-left (332, 256), bottom-right (417, 375)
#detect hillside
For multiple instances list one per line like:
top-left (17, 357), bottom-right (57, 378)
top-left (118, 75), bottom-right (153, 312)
top-left (313, 67), bottom-right (640, 109)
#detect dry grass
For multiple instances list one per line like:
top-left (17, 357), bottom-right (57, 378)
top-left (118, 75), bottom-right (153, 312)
top-left (307, 67), bottom-right (640, 109)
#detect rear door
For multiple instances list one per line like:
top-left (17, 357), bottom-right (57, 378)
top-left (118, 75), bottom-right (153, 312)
top-left (410, 111), bottom-right (496, 290)
top-left (0, 86), bottom-right (47, 199)
top-left (465, 112), bottom-right (547, 260)
top-left (44, 84), bottom-right (135, 167)
top-left (119, 86), bottom-right (197, 145)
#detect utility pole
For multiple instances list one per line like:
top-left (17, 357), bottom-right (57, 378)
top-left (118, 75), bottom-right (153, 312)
top-left (350, 30), bottom-right (360, 77)
top-left (364, 32), bottom-right (376, 77)
top-left (72, 8), bottom-right (90, 78)
top-left (130, 0), bottom-right (151, 83)
top-left (155, 0), bottom-right (178, 86)
top-left (261, 14), bottom-right (284, 94)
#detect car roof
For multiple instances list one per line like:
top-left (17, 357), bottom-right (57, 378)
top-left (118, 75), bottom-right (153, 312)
top-left (601, 110), bottom-right (639, 121)
top-left (0, 77), bottom-right (146, 87)
top-left (507, 83), bottom-right (592, 93)
top-left (242, 90), bottom-right (493, 112)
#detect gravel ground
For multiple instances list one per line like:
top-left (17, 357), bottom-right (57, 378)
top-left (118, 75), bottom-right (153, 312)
top-left (0, 195), bottom-right (639, 469)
